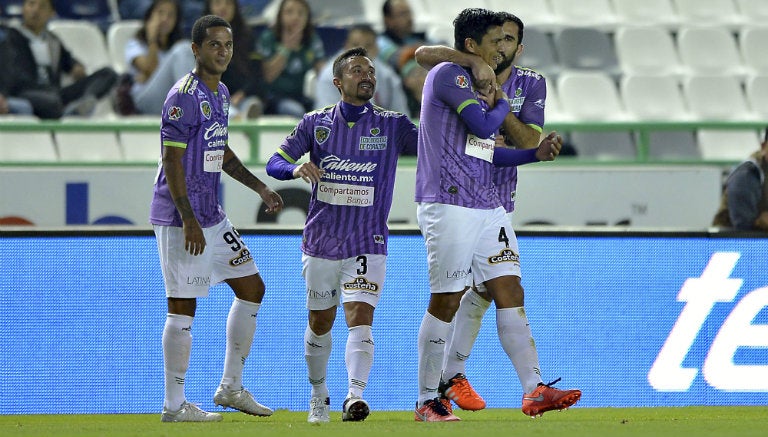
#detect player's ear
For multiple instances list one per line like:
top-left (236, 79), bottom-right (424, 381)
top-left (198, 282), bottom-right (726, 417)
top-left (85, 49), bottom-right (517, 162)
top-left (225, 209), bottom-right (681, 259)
top-left (464, 37), bottom-right (477, 54)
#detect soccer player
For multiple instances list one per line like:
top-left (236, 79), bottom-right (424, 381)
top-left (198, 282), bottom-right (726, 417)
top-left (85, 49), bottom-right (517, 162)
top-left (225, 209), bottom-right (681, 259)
top-left (150, 14), bottom-right (284, 422)
top-left (414, 11), bottom-right (580, 418)
top-left (265, 47), bottom-right (418, 423)
top-left (413, 8), bottom-right (574, 422)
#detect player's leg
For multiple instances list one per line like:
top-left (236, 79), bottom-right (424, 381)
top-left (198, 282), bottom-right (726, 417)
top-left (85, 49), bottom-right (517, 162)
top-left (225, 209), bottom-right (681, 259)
top-left (414, 203), bottom-right (481, 422)
top-left (303, 255), bottom-right (342, 423)
top-left (440, 282), bottom-right (491, 411)
top-left (209, 220), bottom-right (272, 416)
top-left (339, 254), bottom-right (384, 421)
top-left (478, 211), bottom-right (581, 416)
top-left (154, 224), bottom-right (221, 422)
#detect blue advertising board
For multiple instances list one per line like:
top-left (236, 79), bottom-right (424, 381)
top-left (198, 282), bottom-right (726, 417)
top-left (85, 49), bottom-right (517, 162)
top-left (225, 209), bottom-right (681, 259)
top-left (1, 231), bottom-right (766, 414)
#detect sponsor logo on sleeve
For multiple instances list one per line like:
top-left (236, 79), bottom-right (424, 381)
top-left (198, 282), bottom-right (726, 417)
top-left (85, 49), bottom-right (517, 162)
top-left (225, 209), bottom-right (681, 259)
top-left (168, 106), bottom-right (183, 120)
top-left (456, 75), bottom-right (469, 88)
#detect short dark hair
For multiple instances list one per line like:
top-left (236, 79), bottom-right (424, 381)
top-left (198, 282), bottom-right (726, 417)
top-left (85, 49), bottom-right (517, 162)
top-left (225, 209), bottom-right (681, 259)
top-left (453, 8), bottom-right (504, 52)
top-left (496, 11), bottom-right (525, 44)
top-left (333, 47), bottom-right (369, 79)
top-left (191, 14), bottom-right (231, 45)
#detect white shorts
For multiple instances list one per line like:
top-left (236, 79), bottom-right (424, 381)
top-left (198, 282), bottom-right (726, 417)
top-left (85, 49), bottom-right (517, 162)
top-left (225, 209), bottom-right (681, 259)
top-left (302, 254), bottom-right (386, 310)
top-left (417, 203), bottom-right (521, 294)
top-left (154, 217), bottom-right (259, 298)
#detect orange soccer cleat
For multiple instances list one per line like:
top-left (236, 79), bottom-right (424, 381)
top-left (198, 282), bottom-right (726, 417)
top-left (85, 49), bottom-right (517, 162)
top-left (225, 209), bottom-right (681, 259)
top-left (521, 378), bottom-right (581, 417)
top-left (439, 373), bottom-right (486, 411)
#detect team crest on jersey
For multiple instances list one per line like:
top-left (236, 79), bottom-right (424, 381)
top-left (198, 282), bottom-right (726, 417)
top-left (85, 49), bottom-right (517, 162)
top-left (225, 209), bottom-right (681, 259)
top-left (374, 234), bottom-right (384, 244)
top-left (370, 128), bottom-right (380, 136)
top-left (168, 106), bottom-right (183, 120)
top-left (200, 101), bottom-right (212, 119)
top-left (515, 88), bottom-right (523, 97)
top-left (314, 126), bottom-right (331, 145)
top-left (456, 75), bottom-right (469, 88)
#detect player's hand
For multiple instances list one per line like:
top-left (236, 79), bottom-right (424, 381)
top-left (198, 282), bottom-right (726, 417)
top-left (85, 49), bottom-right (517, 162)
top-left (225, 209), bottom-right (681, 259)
top-left (182, 218), bottom-right (206, 256)
top-left (470, 59), bottom-right (496, 93)
top-left (535, 131), bottom-right (562, 161)
top-left (259, 187), bottom-right (284, 214)
top-left (293, 162), bottom-right (324, 184)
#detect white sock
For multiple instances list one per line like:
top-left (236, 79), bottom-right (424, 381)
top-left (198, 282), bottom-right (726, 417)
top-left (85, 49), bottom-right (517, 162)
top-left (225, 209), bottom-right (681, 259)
top-left (163, 313), bottom-right (193, 411)
top-left (345, 325), bottom-right (374, 399)
top-left (305, 326), bottom-right (332, 398)
top-left (417, 312), bottom-right (451, 406)
top-left (443, 289), bottom-right (491, 380)
top-left (220, 298), bottom-right (260, 390)
top-left (496, 307), bottom-right (543, 393)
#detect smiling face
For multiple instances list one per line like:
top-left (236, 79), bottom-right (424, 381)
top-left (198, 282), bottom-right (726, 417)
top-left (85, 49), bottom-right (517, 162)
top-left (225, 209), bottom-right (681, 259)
top-left (334, 55), bottom-right (376, 105)
top-left (467, 25), bottom-right (505, 71)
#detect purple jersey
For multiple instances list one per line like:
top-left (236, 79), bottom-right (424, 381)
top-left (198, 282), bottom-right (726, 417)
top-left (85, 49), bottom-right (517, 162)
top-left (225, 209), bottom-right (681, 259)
top-left (414, 62), bottom-right (502, 209)
top-left (277, 102), bottom-right (417, 260)
top-left (495, 66), bottom-right (547, 212)
top-left (150, 73), bottom-right (231, 227)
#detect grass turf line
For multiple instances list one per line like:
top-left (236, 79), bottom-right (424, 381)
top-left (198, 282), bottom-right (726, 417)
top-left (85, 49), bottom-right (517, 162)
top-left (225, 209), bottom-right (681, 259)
top-left (2, 407), bottom-right (768, 437)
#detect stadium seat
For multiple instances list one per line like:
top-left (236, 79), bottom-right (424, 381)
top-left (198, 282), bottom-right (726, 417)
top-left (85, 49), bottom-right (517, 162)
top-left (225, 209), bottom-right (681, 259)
top-left (673, 0), bottom-right (745, 30)
top-left (569, 131), bottom-right (637, 160)
top-left (549, 0), bottom-right (619, 31)
top-left (621, 74), bottom-right (691, 121)
top-left (735, 0), bottom-right (768, 26)
top-left (543, 82), bottom-right (568, 123)
top-left (682, 74), bottom-right (754, 121)
top-left (557, 71), bottom-right (629, 121)
top-left (56, 131), bottom-right (123, 163)
top-left (676, 26), bottom-right (748, 77)
top-left (0, 131), bottom-right (58, 163)
top-left (554, 28), bottom-right (620, 78)
top-left (486, 0), bottom-right (561, 32)
top-left (643, 131), bottom-right (700, 160)
top-left (414, 0), bottom-right (466, 29)
top-left (48, 20), bottom-right (112, 74)
top-left (614, 26), bottom-right (684, 77)
top-left (745, 74), bottom-right (768, 119)
top-left (53, 0), bottom-right (119, 32)
top-left (106, 20), bottom-right (142, 74)
top-left (517, 27), bottom-right (560, 81)
top-left (611, 0), bottom-right (680, 29)
top-left (739, 27), bottom-right (768, 76)
top-left (697, 129), bottom-right (761, 161)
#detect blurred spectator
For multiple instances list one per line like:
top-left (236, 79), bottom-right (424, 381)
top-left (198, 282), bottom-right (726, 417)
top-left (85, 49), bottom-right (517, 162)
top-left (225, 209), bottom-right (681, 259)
top-left (398, 55), bottom-right (427, 119)
top-left (314, 24), bottom-right (408, 114)
top-left (122, 0), bottom-right (194, 115)
top-left (2, 0), bottom-right (117, 119)
top-left (0, 23), bottom-right (34, 116)
top-left (712, 129), bottom-right (768, 231)
top-left (377, 0), bottom-right (429, 74)
top-left (204, 0), bottom-right (265, 120)
top-left (119, 0), bottom-right (203, 35)
top-left (256, 0), bottom-right (325, 117)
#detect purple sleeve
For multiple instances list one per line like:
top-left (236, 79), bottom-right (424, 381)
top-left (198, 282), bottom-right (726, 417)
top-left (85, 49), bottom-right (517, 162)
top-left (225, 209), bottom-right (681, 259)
top-left (397, 116), bottom-right (418, 156)
top-left (265, 153), bottom-right (297, 180)
top-left (458, 98), bottom-right (510, 139)
top-left (518, 77), bottom-right (546, 128)
top-left (432, 63), bottom-right (510, 138)
top-left (493, 147), bottom-right (538, 167)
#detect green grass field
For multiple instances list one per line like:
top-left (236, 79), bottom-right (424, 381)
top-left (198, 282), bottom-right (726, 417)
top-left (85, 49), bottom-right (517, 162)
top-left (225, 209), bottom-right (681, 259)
top-left (3, 407), bottom-right (767, 437)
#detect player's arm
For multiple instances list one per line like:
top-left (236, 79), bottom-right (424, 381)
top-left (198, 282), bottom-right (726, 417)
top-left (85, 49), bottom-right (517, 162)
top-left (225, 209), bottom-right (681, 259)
top-left (493, 131), bottom-right (562, 167)
top-left (162, 143), bottom-right (205, 255)
top-left (501, 116), bottom-right (541, 149)
top-left (222, 146), bottom-right (283, 214)
top-left (415, 45), bottom-right (496, 91)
